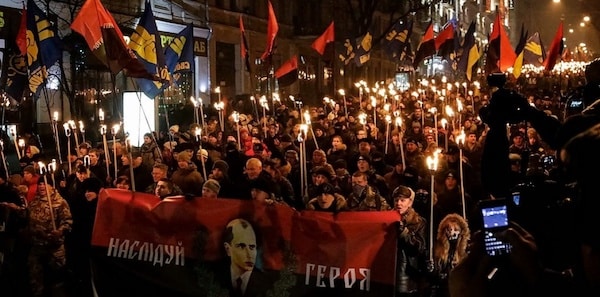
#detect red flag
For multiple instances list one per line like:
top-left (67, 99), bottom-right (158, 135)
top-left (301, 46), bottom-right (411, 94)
top-left (240, 15), bottom-right (251, 72)
top-left (260, 0), bottom-right (279, 61)
top-left (413, 22), bottom-right (435, 67)
top-left (312, 21), bottom-right (335, 55)
top-left (544, 21), bottom-right (564, 71)
top-left (275, 55), bottom-right (298, 87)
top-left (434, 23), bottom-right (454, 50)
top-left (71, 0), bottom-right (156, 79)
top-left (16, 6), bottom-right (27, 56)
top-left (485, 13), bottom-right (516, 73)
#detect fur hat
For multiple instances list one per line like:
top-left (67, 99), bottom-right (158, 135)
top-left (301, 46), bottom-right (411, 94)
top-left (23, 165), bottom-right (37, 175)
top-left (177, 151), bottom-right (192, 162)
top-left (169, 125), bottom-right (180, 133)
top-left (249, 177), bottom-right (272, 194)
top-left (315, 182), bottom-right (338, 196)
top-left (202, 179), bottom-right (220, 194)
top-left (392, 185), bottom-right (415, 201)
top-left (313, 165), bottom-right (335, 181)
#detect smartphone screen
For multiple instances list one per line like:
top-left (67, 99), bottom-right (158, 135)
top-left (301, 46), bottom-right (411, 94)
top-left (480, 201), bottom-right (511, 256)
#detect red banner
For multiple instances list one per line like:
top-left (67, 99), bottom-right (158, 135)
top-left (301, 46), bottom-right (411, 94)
top-left (91, 189), bottom-right (399, 296)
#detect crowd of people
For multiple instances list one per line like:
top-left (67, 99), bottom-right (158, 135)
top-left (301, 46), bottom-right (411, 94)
top-left (0, 64), bottom-right (600, 297)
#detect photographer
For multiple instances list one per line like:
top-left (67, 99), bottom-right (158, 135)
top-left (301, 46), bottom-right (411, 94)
top-left (450, 63), bottom-right (600, 296)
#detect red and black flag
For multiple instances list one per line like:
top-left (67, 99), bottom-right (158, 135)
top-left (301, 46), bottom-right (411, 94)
top-left (260, 0), bottom-right (279, 61)
top-left (544, 21), bottom-right (564, 71)
top-left (275, 55), bottom-right (298, 87)
top-left (436, 22), bottom-right (457, 66)
top-left (71, 0), bottom-right (156, 80)
top-left (312, 21), bottom-right (334, 55)
top-left (240, 15), bottom-right (251, 72)
top-left (413, 22), bottom-right (435, 67)
top-left (485, 13), bottom-right (516, 74)
top-left (16, 4), bottom-right (27, 56)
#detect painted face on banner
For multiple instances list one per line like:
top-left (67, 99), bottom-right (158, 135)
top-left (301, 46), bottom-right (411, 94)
top-left (225, 223), bottom-right (257, 273)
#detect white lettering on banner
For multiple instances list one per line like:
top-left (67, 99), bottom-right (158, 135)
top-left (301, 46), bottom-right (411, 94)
top-left (107, 238), bottom-right (185, 267)
top-left (305, 263), bottom-right (371, 291)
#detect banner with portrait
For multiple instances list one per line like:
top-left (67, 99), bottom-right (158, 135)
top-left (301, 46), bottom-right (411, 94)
top-left (91, 189), bottom-right (399, 297)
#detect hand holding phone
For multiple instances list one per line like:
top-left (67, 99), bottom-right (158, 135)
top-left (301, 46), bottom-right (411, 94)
top-left (479, 198), bottom-right (512, 257)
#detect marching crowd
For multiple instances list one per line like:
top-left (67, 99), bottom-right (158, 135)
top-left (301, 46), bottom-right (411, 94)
top-left (1, 66), bottom-right (600, 297)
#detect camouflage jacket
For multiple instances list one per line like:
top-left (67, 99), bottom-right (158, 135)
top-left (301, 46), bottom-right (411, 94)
top-left (347, 185), bottom-right (392, 211)
top-left (28, 191), bottom-right (73, 246)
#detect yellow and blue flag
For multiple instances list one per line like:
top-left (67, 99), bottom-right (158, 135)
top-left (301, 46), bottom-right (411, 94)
top-left (354, 30), bottom-right (373, 67)
top-left (27, 0), bottom-right (62, 95)
top-left (128, 1), bottom-right (169, 99)
top-left (383, 20), bottom-right (412, 59)
top-left (164, 23), bottom-right (194, 86)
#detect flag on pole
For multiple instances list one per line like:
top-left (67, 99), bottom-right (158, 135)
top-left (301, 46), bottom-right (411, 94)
top-left (523, 32), bottom-right (545, 67)
top-left (240, 15), bottom-right (252, 72)
top-left (354, 30), bottom-right (373, 67)
top-left (413, 22), bottom-right (435, 67)
top-left (458, 21), bottom-right (480, 81)
top-left (260, 0), bottom-right (279, 61)
top-left (16, 5), bottom-right (27, 56)
top-left (512, 24), bottom-right (528, 79)
top-left (544, 21), bottom-right (564, 71)
top-left (26, 0), bottom-right (62, 95)
top-left (164, 23), bottom-right (194, 85)
top-left (71, 0), bottom-right (156, 79)
top-left (383, 20), bottom-right (412, 59)
top-left (485, 13), bottom-right (516, 74)
top-left (128, 0), bottom-right (170, 99)
top-left (312, 21), bottom-right (335, 55)
top-left (275, 55), bottom-right (298, 87)
top-left (337, 37), bottom-right (356, 65)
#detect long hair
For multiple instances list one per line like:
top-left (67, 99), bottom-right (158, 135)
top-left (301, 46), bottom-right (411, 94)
top-left (433, 213), bottom-right (470, 272)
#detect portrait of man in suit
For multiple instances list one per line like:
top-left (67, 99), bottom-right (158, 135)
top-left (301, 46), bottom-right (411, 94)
top-left (222, 218), bottom-right (270, 297)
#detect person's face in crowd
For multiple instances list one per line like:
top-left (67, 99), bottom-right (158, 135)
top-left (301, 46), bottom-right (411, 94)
top-left (357, 159), bottom-right (370, 173)
top-left (358, 142), bottom-right (371, 155)
top-left (357, 130), bottom-right (368, 139)
top-left (314, 174), bottom-right (328, 186)
top-left (444, 175), bottom-right (457, 190)
top-left (414, 109), bottom-right (422, 117)
top-left (250, 188), bottom-right (269, 201)
top-left (332, 137), bottom-right (343, 150)
top-left (395, 197), bottom-right (413, 215)
top-left (292, 125), bottom-right (301, 136)
top-left (76, 170), bottom-right (89, 182)
top-left (245, 163), bottom-right (262, 180)
top-left (406, 142), bottom-right (418, 152)
top-left (121, 155), bottom-right (130, 166)
top-left (394, 163), bottom-right (404, 174)
top-left (212, 168), bottom-right (224, 179)
top-left (37, 182), bottom-right (49, 197)
top-left (23, 171), bottom-right (34, 183)
top-left (116, 180), bottom-right (130, 190)
top-left (513, 135), bottom-right (524, 146)
top-left (467, 133), bottom-right (477, 145)
top-left (312, 152), bottom-right (324, 164)
top-left (464, 119), bottom-right (472, 129)
top-left (202, 187), bottom-right (218, 199)
top-left (79, 147), bottom-right (89, 157)
top-left (251, 127), bottom-right (260, 136)
top-left (144, 136), bottom-right (151, 144)
top-left (89, 152), bottom-right (99, 166)
top-left (391, 134), bottom-right (400, 144)
top-left (315, 129), bottom-right (323, 137)
top-left (224, 223), bottom-right (257, 274)
top-left (426, 135), bottom-right (435, 144)
top-left (155, 181), bottom-right (171, 197)
top-left (285, 154), bottom-right (297, 166)
top-left (151, 168), bottom-right (167, 182)
top-left (352, 175), bottom-right (368, 187)
top-left (208, 135), bottom-right (218, 145)
top-left (445, 152), bottom-right (459, 163)
top-left (264, 165), bottom-right (276, 178)
top-left (268, 125), bottom-right (277, 137)
top-left (177, 160), bottom-right (189, 169)
top-left (317, 193), bottom-right (335, 209)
